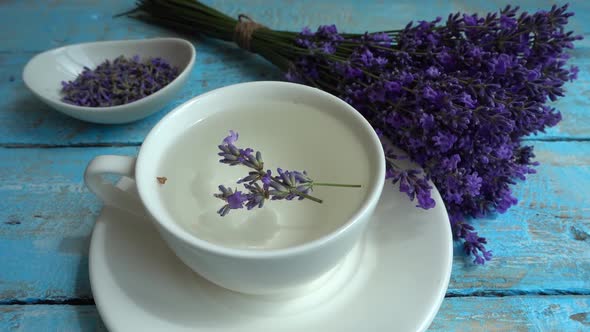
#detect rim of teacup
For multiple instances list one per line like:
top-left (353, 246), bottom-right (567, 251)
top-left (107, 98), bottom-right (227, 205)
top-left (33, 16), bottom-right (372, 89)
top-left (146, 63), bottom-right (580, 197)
top-left (136, 81), bottom-right (386, 259)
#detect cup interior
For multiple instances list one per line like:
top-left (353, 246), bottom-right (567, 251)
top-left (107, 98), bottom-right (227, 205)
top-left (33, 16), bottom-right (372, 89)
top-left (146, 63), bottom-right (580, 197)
top-left (136, 82), bottom-right (385, 256)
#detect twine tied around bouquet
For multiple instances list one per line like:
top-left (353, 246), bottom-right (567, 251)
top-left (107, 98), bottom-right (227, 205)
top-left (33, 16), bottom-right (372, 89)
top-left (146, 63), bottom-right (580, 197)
top-left (234, 14), bottom-right (266, 51)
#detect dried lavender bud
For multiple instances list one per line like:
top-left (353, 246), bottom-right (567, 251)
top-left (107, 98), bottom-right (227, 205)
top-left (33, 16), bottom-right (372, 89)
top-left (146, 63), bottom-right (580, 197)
top-left (218, 130), bottom-right (261, 170)
top-left (268, 169), bottom-right (314, 201)
top-left (60, 55), bottom-right (180, 107)
top-left (214, 185), bottom-right (249, 216)
top-left (243, 182), bottom-right (267, 210)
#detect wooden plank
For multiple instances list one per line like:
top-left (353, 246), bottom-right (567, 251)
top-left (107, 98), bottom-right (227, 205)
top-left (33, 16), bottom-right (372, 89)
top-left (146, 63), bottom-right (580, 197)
top-left (0, 141), bottom-right (588, 301)
top-left (1, 296), bottom-right (589, 331)
top-left (0, 305), bottom-right (106, 332)
top-left (0, 146), bottom-right (137, 302)
top-left (431, 295), bottom-right (590, 331)
top-left (0, 0), bottom-right (588, 145)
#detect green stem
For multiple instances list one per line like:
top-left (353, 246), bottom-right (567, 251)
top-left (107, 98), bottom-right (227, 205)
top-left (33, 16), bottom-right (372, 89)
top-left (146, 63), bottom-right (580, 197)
top-left (314, 182), bottom-right (362, 188)
top-left (291, 190), bottom-right (323, 203)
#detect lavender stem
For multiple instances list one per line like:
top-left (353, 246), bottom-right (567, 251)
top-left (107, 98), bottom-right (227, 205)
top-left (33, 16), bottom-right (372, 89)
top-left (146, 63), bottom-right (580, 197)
top-left (291, 190), bottom-right (323, 203)
top-left (313, 183), bottom-right (362, 188)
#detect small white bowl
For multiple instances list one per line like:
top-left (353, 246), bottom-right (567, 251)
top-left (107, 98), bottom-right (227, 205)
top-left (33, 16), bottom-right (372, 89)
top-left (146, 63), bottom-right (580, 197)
top-left (23, 38), bottom-right (196, 124)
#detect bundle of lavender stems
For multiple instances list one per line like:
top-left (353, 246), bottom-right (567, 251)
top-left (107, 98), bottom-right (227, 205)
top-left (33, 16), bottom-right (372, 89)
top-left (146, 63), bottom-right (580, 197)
top-left (127, 1), bottom-right (581, 264)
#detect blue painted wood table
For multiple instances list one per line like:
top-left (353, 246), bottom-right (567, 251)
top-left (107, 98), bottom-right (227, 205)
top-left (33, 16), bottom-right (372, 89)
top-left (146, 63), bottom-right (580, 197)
top-left (1, 1), bottom-right (589, 331)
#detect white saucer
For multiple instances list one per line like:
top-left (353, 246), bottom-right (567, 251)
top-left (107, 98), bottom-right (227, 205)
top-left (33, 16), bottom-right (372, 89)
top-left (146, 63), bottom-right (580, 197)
top-left (90, 178), bottom-right (452, 332)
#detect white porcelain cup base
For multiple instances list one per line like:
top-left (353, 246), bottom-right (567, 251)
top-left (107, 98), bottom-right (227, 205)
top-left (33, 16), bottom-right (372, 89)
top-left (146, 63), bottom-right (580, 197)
top-left (216, 242), bottom-right (360, 303)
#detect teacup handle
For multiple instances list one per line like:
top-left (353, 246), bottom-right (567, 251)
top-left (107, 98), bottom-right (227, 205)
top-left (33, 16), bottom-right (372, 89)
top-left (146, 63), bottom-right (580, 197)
top-left (84, 155), bottom-right (146, 216)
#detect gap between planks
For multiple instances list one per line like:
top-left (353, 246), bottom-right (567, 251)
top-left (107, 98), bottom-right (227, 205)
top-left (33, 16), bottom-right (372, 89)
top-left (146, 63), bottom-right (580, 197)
top-left (0, 298), bottom-right (95, 306)
top-left (2, 290), bottom-right (590, 306)
top-left (446, 289), bottom-right (590, 298)
top-left (0, 142), bottom-right (142, 149)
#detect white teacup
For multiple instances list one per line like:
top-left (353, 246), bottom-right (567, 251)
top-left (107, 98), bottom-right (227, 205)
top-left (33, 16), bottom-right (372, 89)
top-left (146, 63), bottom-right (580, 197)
top-left (85, 81), bottom-right (385, 295)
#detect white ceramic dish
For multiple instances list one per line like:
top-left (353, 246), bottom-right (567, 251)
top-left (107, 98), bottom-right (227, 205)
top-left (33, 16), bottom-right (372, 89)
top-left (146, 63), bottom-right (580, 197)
top-left (90, 177), bottom-right (452, 332)
top-left (22, 38), bottom-right (195, 124)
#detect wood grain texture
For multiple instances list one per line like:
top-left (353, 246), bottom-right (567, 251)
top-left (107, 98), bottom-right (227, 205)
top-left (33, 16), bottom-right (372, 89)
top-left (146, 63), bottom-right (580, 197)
top-left (0, 147), bottom-right (137, 302)
top-left (0, 0), bottom-right (588, 145)
top-left (430, 295), bottom-right (590, 331)
top-left (1, 296), bottom-right (588, 331)
top-left (0, 142), bottom-right (587, 302)
top-left (0, 305), bottom-right (106, 332)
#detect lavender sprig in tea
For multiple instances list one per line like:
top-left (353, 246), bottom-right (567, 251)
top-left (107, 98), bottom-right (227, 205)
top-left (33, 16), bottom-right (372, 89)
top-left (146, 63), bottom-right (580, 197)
top-left (214, 130), bottom-right (361, 216)
top-left (61, 55), bottom-right (179, 107)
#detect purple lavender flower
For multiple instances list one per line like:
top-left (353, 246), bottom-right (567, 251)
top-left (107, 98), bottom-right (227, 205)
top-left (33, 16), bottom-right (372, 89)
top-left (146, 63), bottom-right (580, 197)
top-left (267, 169), bottom-right (314, 201)
top-left (218, 131), bottom-right (262, 170)
top-left (462, 14), bottom-right (478, 26)
top-left (464, 173), bottom-right (483, 196)
top-left (568, 65), bottom-right (580, 81)
top-left (214, 185), bottom-right (247, 216)
top-left (425, 66), bottom-right (440, 78)
top-left (463, 229), bottom-right (493, 265)
top-left (243, 182), bottom-right (267, 210)
top-left (223, 130), bottom-right (239, 145)
top-left (432, 132), bottom-right (457, 152)
top-left (227, 191), bottom-right (248, 209)
top-left (499, 15), bottom-right (517, 29)
top-left (387, 167), bottom-right (435, 209)
top-left (491, 54), bottom-right (512, 74)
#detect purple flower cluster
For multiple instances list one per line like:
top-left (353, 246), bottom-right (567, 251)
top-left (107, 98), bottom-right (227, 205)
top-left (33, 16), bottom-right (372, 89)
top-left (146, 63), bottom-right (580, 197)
top-left (287, 5), bottom-right (581, 263)
top-left (61, 55), bottom-right (179, 107)
top-left (215, 131), bottom-right (319, 216)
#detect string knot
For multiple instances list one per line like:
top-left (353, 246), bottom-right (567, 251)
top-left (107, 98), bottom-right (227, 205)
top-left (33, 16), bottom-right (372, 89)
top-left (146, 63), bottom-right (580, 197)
top-left (234, 14), bottom-right (266, 51)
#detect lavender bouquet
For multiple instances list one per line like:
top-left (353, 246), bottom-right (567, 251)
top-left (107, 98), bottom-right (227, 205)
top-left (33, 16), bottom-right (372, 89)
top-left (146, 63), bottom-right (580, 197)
top-left (128, 1), bottom-right (581, 264)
